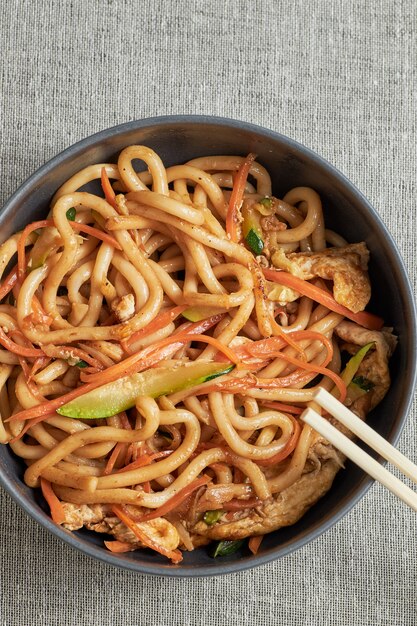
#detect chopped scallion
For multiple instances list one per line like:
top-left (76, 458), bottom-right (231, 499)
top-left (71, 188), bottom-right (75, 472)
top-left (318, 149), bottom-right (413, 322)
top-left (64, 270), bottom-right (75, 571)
top-left (66, 207), bottom-right (76, 221)
top-left (209, 539), bottom-right (245, 558)
top-left (203, 510), bottom-right (223, 526)
top-left (351, 375), bottom-right (375, 392)
top-left (259, 197), bottom-right (272, 209)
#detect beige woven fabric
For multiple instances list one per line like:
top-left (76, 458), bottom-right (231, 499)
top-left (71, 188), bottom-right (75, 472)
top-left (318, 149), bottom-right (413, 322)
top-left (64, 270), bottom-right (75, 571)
top-left (0, 1), bottom-right (416, 624)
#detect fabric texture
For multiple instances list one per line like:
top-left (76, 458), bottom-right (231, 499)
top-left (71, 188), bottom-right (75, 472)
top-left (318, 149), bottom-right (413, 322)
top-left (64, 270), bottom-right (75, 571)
top-left (0, 1), bottom-right (416, 624)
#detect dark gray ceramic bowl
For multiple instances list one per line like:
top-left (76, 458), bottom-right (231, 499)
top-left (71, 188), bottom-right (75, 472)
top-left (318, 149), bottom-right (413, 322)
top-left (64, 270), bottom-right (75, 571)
top-left (0, 116), bottom-right (416, 577)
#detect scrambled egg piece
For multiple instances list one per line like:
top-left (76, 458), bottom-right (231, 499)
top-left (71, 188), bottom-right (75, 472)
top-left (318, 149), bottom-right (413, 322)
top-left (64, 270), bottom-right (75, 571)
top-left (271, 242), bottom-right (371, 313)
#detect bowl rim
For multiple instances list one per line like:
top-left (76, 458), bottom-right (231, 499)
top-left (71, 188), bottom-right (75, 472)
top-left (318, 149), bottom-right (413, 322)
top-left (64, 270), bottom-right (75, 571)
top-left (1, 114), bottom-right (416, 577)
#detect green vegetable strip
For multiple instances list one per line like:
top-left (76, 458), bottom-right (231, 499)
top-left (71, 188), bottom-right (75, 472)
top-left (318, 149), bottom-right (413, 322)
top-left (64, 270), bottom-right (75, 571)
top-left (340, 342), bottom-right (375, 387)
top-left (242, 205), bottom-right (264, 255)
top-left (259, 197), bottom-right (272, 210)
top-left (351, 375), bottom-right (375, 392)
top-left (210, 539), bottom-right (245, 558)
top-left (203, 510), bottom-right (223, 526)
top-left (57, 362), bottom-right (235, 419)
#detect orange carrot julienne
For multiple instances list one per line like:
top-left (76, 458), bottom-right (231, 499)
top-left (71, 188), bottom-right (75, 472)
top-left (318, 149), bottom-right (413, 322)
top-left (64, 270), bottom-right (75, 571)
top-left (101, 167), bottom-right (118, 209)
top-left (0, 265), bottom-right (19, 300)
top-left (7, 315), bottom-right (227, 430)
top-left (19, 357), bottom-right (45, 401)
top-left (263, 269), bottom-right (384, 331)
top-left (17, 220), bottom-right (122, 271)
top-left (17, 221), bottom-right (47, 278)
top-left (104, 540), bottom-right (133, 553)
top-left (136, 475), bottom-right (211, 523)
top-left (44, 345), bottom-right (104, 370)
top-left (240, 331), bottom-right (334, 366)
top-left (71, 222), bottom-right (122, 249)
top-left (7, 375), bottom-right (115, 424)
top-left (142, 481), bottom-right (151, 493)
top-left (176, 333), bottom-right (239, 365)
top-left (40, 477), bottom-right (66, 524)
top-left (111, 505), bottom-right (183, 564)
top-left (226, 153), bottom-right (257, 242)
top-left (248, 535), bottom-right (264, 555)
top-left (30, 296), bottom-right (53, 326)
top-left (103, 443), bottom-right (126, 475)
top-left (242, 344), bottom-right (346, 401)
top-left (261, 402), bottom-right (303, 415)
top-left (115, 450), bottom-right (173, 474)
top-left (28, 357), bottom-right (51, 382)
top-left (0, 328), bottom-right (44, 357)
top-left (216, 329), bottom-right (333, 368)
top-left (82, 315), bottom-right (228, 385)
top-left (269, 314), bottom-right (307, 357)
top-left (120, 305), bottom-right (187, 353)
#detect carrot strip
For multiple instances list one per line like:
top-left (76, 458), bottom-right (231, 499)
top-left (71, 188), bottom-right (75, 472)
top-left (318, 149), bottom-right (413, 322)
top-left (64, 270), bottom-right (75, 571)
top-left (29, 296), bottom-right (53, 326)
top-left (216, 329), bottom-right (333, 367)
top-left (261, 402), bottom-right (303, 415)
top-left (121, 305), bottom-right (187, 353)
top-left (111, 505), bottom-right (183, 564)
top-left (17, 220), bottom-right (122, 268)
top-left (177, 333), bottom-right (239, 365)
top-left (218, 337), bottom-right (346, 402)
top-left (248, 535), bottom-right (264, 555)
top-left (137, 475), bottom-right (211, 523)
top-left (142, 481), bottom-right (151, 494)
top-left (246, 347), bottom-right (347, 401)
top-left (103, 443), bottom-right (126, 475)
top-left (241, 331), bottom-right (334, 366)
top-left (71, 222), bottom-right (122, 250)
top-left (101, 167), bottom-right (118, 209)
top-left (82, 314), bottom-right (227, 384)
top-left (28, 357), bottom-right (51, 382)
top-left (115, 450), bottom-right (173, 474)
top-left (8, 315), bottom-right (226, 430)
top-left (40, 477), bottom-right (66, 524)
top-left (7, 377), bottom-right (114, 425)
top-left (0, 265), bottom-right (19, 301)
top-left (226, 153), bottom-right (257, 242)
top-left (104, 540), bottom-right (133, 553)
top-left (43, 345), bottom-right (104, 370)
top-left (263, 269), bottom-right (384, 331)
top-left (0, 328), bottom-right (44, 357)
top-left (17, 222), bottom-right (46, 278)
top-left (18, 357), bottom-right (45, 401)
top-left (269, 313), bottom-right (307, 357)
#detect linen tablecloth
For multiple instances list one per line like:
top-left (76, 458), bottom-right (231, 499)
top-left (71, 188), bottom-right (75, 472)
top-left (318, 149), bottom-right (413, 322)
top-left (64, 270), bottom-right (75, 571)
top-left (0, 1), bottom-right (416, 625)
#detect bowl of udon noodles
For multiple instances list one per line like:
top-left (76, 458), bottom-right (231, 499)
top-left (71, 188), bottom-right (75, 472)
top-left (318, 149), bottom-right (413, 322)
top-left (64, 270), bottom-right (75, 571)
top-left (0, 116), bottom-right (415, 577)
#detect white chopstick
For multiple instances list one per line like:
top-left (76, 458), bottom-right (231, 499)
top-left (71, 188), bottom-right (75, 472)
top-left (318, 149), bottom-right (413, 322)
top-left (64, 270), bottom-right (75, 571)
top-left (300, 388), bottom-right (417, 512)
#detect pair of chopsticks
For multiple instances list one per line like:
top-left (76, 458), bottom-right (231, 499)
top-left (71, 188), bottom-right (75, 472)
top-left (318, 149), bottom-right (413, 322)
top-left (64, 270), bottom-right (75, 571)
top-left (301, 388), bottom-right (417, 512)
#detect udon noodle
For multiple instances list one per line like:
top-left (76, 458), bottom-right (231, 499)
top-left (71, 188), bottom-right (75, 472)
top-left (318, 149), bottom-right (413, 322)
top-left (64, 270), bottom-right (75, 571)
top-left (0, 147), bottom-right (395, 562)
